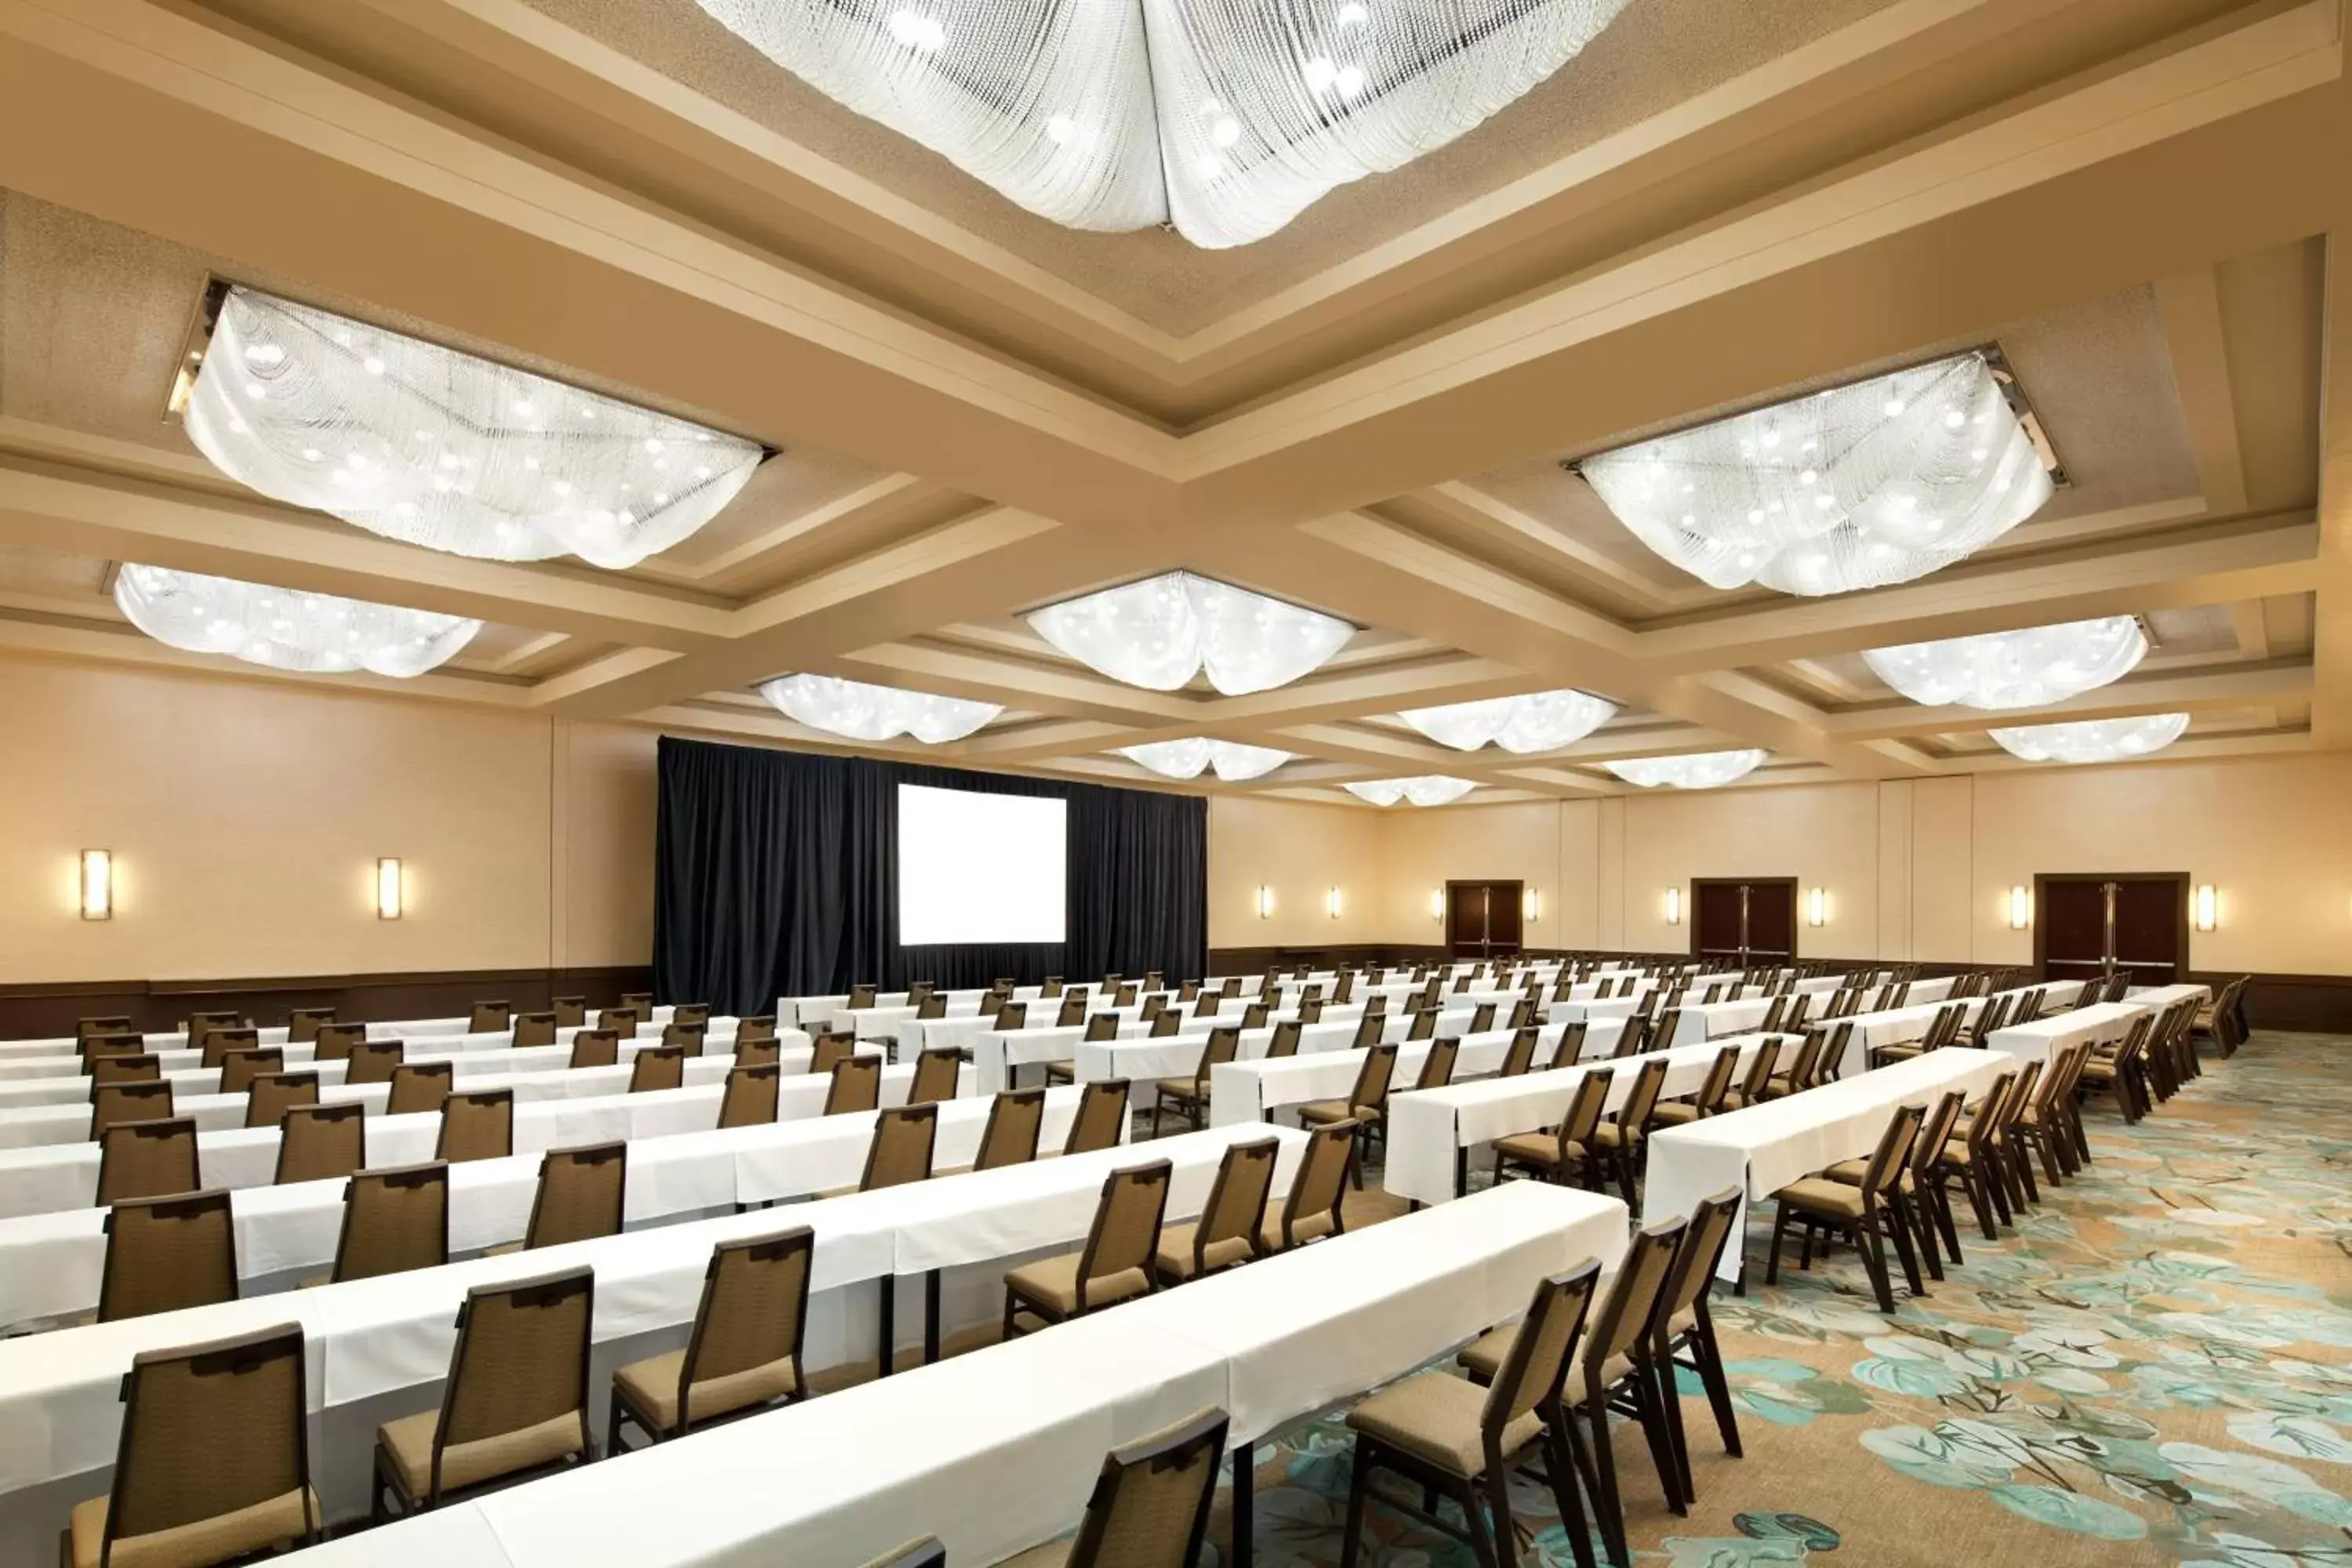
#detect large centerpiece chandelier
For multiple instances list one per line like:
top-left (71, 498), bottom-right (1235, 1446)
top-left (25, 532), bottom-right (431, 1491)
top-left (1029, 572), bottom-right (1353, 695)
top-left (691, 0), bottom-right (1635, 249)
top-left (1397, 688), bottom-right (1616, 752)
top-left (1988, 713), bottom-right (2189, 764)
top-left (1118, 739), bottom-right (1294, 782)
top-left (1603, 750), bottom-right (1766, 789)
top-left (760, 673), bottom-right (1001, 742)
top-left (1578, 351), bottom-right (2055, 596)
top-left (1345, 775), bottom-right (1477, 806)
top-left (1863, 617), bottom-right (2147, 710)
top-left (114, 564), bottom-right (481, 677)
top-left (180, 285), bottom-right (764, 570)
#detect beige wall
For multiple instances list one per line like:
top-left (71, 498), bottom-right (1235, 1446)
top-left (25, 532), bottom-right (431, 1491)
top-left (1206, 794), bottom-right (1385, 949)
top-left (0, 661), bottom-right (656, 982)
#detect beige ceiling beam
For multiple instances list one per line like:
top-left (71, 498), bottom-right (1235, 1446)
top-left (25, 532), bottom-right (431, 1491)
top-left (0, 609), bottom-right (532, 704)
top-left (2154, 264), bottom-right (2255, 519)
top-left (629, 477), bottom-right (991, 597)
top-left (2310, 226), bottom-right (2352, 748)
top-left (1820, 659), bottom-right (2315, 740)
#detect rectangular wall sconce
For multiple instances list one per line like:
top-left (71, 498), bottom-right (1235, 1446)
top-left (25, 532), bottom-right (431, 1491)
top-left (1326, 886), bottom-right (1344, 920)
top-left (2194, 884), bottom-right (2218, 932)
top-left (79, 850), bottom-right (112, 921)
top-left (1428, 888), bottom-right (1444, 922)
top-left (376, 858), bottom-right (405, 920)
top-left (2007, 886), bottom-right (2031, 930)
top-left (1664, 887), bottom-right (1682, 925)
top-left (1807, 887), bottom-right (1827, 927)
top-left (1255, 884), bottom-right (1274, 920)
top-left (1523, 887), bottom-right (1542, 921)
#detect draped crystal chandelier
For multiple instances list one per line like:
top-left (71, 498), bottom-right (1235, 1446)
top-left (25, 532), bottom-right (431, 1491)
top-left (1603, 750), bottom-right (1766, 789)
top-left (1396, 688), bottom-right (1617, 752)
top-left (178, 285), bottom-right (764, 570)
top-left (760, 673), bottom-right (1001, 742)
top-left (1863, 617), bottom-right (2147, 710)
top-left (691, 0), bottom-right (1634, 250)
top-left (114, 564), bottom-right (481, 677)
top-left (1345, 775), bottom-right (1477, 806)
top-left (1117, 738), bottom-right (1294, 782)
top-left (1579, 351), bottom-right (2055, 597)
top-left (1028, 572), bottom-right (1353, 695)
top-left (1988, 713), bottom-right (2189, 764)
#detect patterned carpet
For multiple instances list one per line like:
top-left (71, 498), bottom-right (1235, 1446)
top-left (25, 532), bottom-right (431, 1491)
top-left (1219, 1032), bottom-right (2352, 1567)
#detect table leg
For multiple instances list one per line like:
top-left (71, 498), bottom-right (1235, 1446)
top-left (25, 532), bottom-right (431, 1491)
top-left (877, 1273), bottom-right (896, 1378)
top-left (1230, 1441), bottom-right (1254, 1567)
top-left (924, 1269), bottom-right (942, 1364)
top-left (1455, 1146), bottom-right (1468, 1199)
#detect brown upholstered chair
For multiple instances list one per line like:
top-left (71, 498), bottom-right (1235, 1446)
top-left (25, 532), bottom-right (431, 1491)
top-left (524, 1142), bottom-right (627, 1248)
top-left (809, 1032), bottom-right (856, 1077)
top-left (971, 1087), bottom-right (1047, 1171)
top-left (857, 1103), bottom-right (938, 1192)
top-left (90, 1054), bottom-right (160, 1087)
top-left (99, 1189), bottom-right (238, 1322)
top-left (80, 1032), bottom-right (147, 1066)
top-left (1002, 1159), bottom-right (1171, 1336)
top-left (387, 1062), bottom-right (453, 1116)
top-left (847, 984), bottom-right (879, 1010)
top-left (1649, 1044), bottom-right (1744, 1129)
top-left (1546, 1020), bottom-right (1591, 1070)
top-left (1265, 1019), bottom-right (1305, 1058)
top-left (93, 1080), bottom-right (175, 1141)
top-left (1589, 1055), bottom-right (1671, 1205)
top-left (1064, 1079), bottom-right (1130, 1155)
top-left (1767, 1101), bottom-right (1927, 1313)
top-left (183, 1014), bottom-right (245, 1058)
top-left (62, 1323), bottom-right (320, 1568)
top-left (77, 1015), bottom-right (133, 1041)
top-left (219, 1047), bottom-right (285, 1096)
top-left (1261, 1119), bottom-right (1356, 1254)
top-left (1413, 1035), bottom-right (1461, 1091)
top-left (608, 1227), bottom-right (812, 1451)
top-left (599, 1007), bottom-right (643, 1039)
top-left (1497, 1027), bottom-right (1540, 1079)
top-left (735, 1015), bottom-right (779, 1046)
top-left (551, 996), bottom-right (587, 1029)
top-left (661, 1022), bottom-right (707, 1055)
top-left (823, 1054), bottom-right (883, 1115)
top-left (1056, 993), bottom-right (1089, 1029)
top-left (672, 1004), bottom-right (712, 1028)
top-left (568, 1029), bottom-right (620, 1069)
top-left (287, 1007), bottom-right (336, 1044)
top-left (628, 1044), bottom-right (687, 1094)
top-left (1152, 1136), bottom-right (1277, 1285)
top-left (1150, 1025), bottom-right (1239, 1136)
top-left (314, 1022), bottom-right (367, 1063)
top-left (513, 1012), bottom-right (559, 1048)
top-left (620, 992), bottom-right (655, 1013)
top-left (332, 1163), bottom-right (448, 1281)
top-left (345, 1038), bottom-right (403, 1085)
top-left (907, 1047), bottom-right (963, 1105)
top-left (467, 1002), bottom-right (511, 1034)
top-left (245, 1071), bottom-right (321, 1130)
top-left (1296, 1044), bottom-right (1398, 1187)
top-left (372, 1268), bottom-right (596, 1518)
top-left (1492, 1068), bottom-right (1613, 1191)
top-left (435, 1089), bottom-right (514, 1163)
top-left (97, 1117), bottom-right (200, 1206)
top-left (718, 1063), bottom-right (780, 1128)
top-left (1004, 1409), bottom-right (1229, 1568)
top-left (198, 1028), bottom-right (261, 1072)
top-left (276, 1102), bottom-right (366, 1185)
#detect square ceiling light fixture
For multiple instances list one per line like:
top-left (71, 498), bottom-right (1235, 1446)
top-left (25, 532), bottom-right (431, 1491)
top-left (1028, 572), bottom-right (1353, 696)
top-left (1574, 348), bottom-right (2064, 597)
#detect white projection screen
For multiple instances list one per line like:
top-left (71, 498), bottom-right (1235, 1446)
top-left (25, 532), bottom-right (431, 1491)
top-left (896, 784), bottom-right (1068, 946)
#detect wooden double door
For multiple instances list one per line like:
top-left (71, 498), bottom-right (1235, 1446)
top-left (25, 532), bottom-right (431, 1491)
top-left (1446, 880), bottom-right (1523, 962)
top-left (2038, 873), bottom-right (2187, 987)
top-left (1691, 879), bottom-right (1796, 970)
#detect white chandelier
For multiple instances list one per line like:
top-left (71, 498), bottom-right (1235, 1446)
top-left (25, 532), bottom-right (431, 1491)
top-left (1345, 775), bottom-right (1477, 807)
top-left (1579, 352), bottom-right (2055, 597)
top-left (1989, 713), bottom-right (2189, 764)
top-left (182, 286), bottom-right (764, 570)
top-left (1604, 750), bottom-right (1766, 789)
top-left (114, 564), bottom-right (480, 677)
top-left (760, 673), bottom-right (1001, 742)
top-left (1028, 572), bottom-right (1353, 695)
top-left (1863, 617), bottom-right (2146, 710)
top-left (1117, 738), bottom-right (1294, 782)
top-left (690, 0), bottom-right (1632, 249)
top-left (1398, 688), bottom-right (1616, 752)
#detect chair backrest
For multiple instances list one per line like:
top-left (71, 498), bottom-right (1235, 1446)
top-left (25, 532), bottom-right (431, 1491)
top-left (673, 1004), bottom-right (712, 1027)
top-left (897, 1047), bottom-right (956, 1106)
top-left (601, 1006), bottom-right (643, 1038)
top-left (78, 1015), bottom-right (134, 1040)
top-left (736, 1015), bottom-right (779, 1045)
top-left (1191, 995), bottom-right (1222, 1022)
top-left (93, 1080), bottom-right (176, 1140)
top-left (1149, 1009), bottom-right (1181, 1038)
top-left (808, 1032), bottom-right (855, 1076)
top-left (220, 1047), bottom-right (285, 1095)
top-left (82, 1031), bottom-right (147, 1065)
top-left (1141, 993), bottom-right (1167, 1023)
top-left (308, 1022), bottom-right (365, 1063)
top-left (1406, 1007), bottom-right (1438, 1042)
top-left (1273, 1120), bottom-right (1356, 1247)
top-left (1186, 1138), bottom-right (1278, 1274)
top-left (731, 1037), bottom-right (782, 1070)
top-left (717, 1063), bottom-right (782, 1128)
top-left (1653, 1007), bottom-right (1682, 1048)
top-left (525, 1142), bottom-right (627, 1248)
top-left (1060, 1406), bottom-right (1231, 1568)
top-left (98, 1116), bottom-right (200, 1205)
top-left (286, 1007), bottom-right (335, 1044)
top-left (185, 1014), bottom-right (244, 1057)
top-left (430, 1269), bottom-right (594, 1501)
top-left (1609, 1017), bottom-right (1647, 1059)
top-left (1547, 1019), bottom-right (1590, 1069)
top-left (1693, 1045), bottom-right (1743, 1113)
top-left (276, 1102), bottom-right (366, 1185)
top-left (976, 1087), bottom-right (1047, 1169)
top-left (848, 984), bottom-right (878, 1010)
top-left (1266, 1019), bottom-right (1304, 1058)
top-left (567, 1029), bottom-right (620, 1069)
top-left (1349, 1014), bottom-right (1383, 1051)
top-left (1959, 1070), bottom-right (2015, 1159)
top-left (1073, 1160), bottom-right (1171, 1311)
top-left (621, 992), bottom-right (655, 1011)
top-left (1245, 1002), bottom-right (1273, 1029)
top-left (100, 1188), bottom-right (238, 1322)
top-left (1815, 1022), bottom-right (1853, 1086)
top-left (995, 1002), bottom-right (1029, 1030)
top-left (1083, 1011), bottom-right (1120, 1044)
top-left (1912, 1091), bottom-right (1967, 1175)
top-left (245, 1072), bottom-right (321, 1130)
top-left (513, 1012), bottom-right (559, 1048)
top-left (1499, 1026), bottom-right (1538, 1078)
top-left (468, 1002), bottom-right (511, 1034)
top-left (1558, 1068), bottom-right (1614, 1149)
top-left (629, 1044), bottom-right (688, 1094)
top-left (1058, 993), bottom-right (1089, 1027)
top-left (677, 1226), bottom-right (813, 1431)
top-left (98, 1323), bottom-right (315, 1562)
top-left (1347, 1043), bottom-right (1399, 1114)
top-left (1481, 1261), bottom-right (1604, 1433)
top-left (1414, 1035), bottom-right (1461, 1091)
top-left (861, 1103), bottom-right (939, 1191)
top-left (436, 1089), bottom-right (514, 1163)
top-left (1065, 1079), bottom-right (1131, 1154)
top-left (332, 1161), bottom-right (448, 1281)
top-left (1581, 1215), bottom-right (1686, 1375)
top-left (92, 1054), bottom-right (162, 1086)
top-left (1857, 1102), bottom-right (1926, 1197)
top-left (346, 1038), bottom-right (404, 1085)
top-left (1193, 1026), bottom-right (1241, 1091)
top-left (1993, 1060), bottom-right (2043, 1141)
top-left (1654, 1185), bottom-right (1745, 1328)
top-left (1616, 1055), bottom-right (1671, 1130)
top-left (552, 996), bottom-right (588, 1028)
top-left (1737, 1038), bottom-right (1781, 1101)
top-left (1112, 984), bottom-right (1138, 1008)
top-left (661, 1021), bottom-right (708, 1055)
top-left (1759, 996), bottom-right (1788, 1034)
top-left (824, 1054), bottom-right (884, 1115)
top-left (199, 1028), bottom-right (261, 1071)
top-left (387, 1061), bottom-right (453, 1116)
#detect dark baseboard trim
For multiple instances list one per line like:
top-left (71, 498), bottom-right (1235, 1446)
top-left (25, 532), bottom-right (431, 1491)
top-left (0, 965), bottom-right (652, 1042)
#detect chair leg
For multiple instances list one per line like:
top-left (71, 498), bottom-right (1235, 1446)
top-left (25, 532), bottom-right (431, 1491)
top-left (1577, 1396), bottom-right (1631, 1568)
top-left (2011, 1142), bottom-right (2040, 1207)
top-left (1544, 1420), bottom-right (1601, 1568)
top-left (1624, 1369), bottom-right (1686, 1515)
top-left (1882, 1201), bottom-right (1926, 1298)
top-left (1486, 1467), bottom-right (1519, 1568)
top-left (1904, 1192), bottom-right (1943, 1282)
top-left (1855, 1221), bottom-right (1896, 1314)
top-left (1457, 1477), bottom-right (1501, 1568)
top-left (1690, 1313), bottom-right (1744, 1458)
top-left (1765, 1203), bottom-right (1790, 1286)
top-left (1338, 1441), bottom-right (1374, 1568)
top-left (1653, 1338), bottom-right (1696, 1506)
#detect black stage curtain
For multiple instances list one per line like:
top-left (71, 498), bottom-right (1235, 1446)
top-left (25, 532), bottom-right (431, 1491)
top-left (653, 736), bottom-right (1208, 1014)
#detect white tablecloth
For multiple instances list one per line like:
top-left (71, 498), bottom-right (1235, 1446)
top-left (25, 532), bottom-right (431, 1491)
top-left (2127, 983), bottom-right (2212, 1010)
top-left (1985, 1000), bottom-right (2148, 1065)
top-left (969, 1006), bottom-right (1487, 1094)
top-left (1207, 1022), bottom-right (1606, 1129)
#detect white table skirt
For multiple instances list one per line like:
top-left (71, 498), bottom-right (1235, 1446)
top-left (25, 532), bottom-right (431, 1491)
top-left (1382, 1033), bottom-right (1788, 1207)
top-left (1207, 1022), bottom-right (1609, 1129)
top-left (1985, 1000), bottom-right (2148, 1065)
top-left (1646, 1047), bottom-right (2011, 1280)
top-left (2127, 983), bottom-right (2212, 1010)
top-left (972, 1004), bottom-right (1492, 1095)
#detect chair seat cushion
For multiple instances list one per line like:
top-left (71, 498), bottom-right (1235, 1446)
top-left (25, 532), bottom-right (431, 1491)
top-left (1823, 1159), bottom-right (1915, 1193)
top-left (1494, 1131), bottom-right (1577, 1167)
top-left (1152, 1077), bottom-right (1204, 1102)
top-left (1298, 1100), bottom-right (1379, 1127)
top-left (1347, 1371), bottom-right (1543, 1479)
top-left (69, 1486), bottom-right (318, 1568)
top-left (1004, 1253), bottom-right (1150, 1316)
top-left (1152, 1220), bottom-right (1254, 1279)
top-left (613, 1346), bottom-right (800, 1435)
top-left (1648, 1103), bottom-right (1701, 1127)
top-left (1457, 1327), bottom-right (1635, 1393)
top-left (1590, 1121), bottom-right (1639, 1150)
top-left (378, 1407), bottom-right (585, 1499)
top-left (2080, 1059), bottom-right (2119, 1080)
top-left (1773, 1176), bottom-right (1867, 1220)
top-left (1261, 1208), bottom-right (1337, 1253)
top-left (1044, 1062), bottom-right (1074, 1083)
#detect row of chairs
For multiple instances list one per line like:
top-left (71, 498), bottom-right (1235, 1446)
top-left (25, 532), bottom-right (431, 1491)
top-left (70, 993), bottom-right (672, 1056)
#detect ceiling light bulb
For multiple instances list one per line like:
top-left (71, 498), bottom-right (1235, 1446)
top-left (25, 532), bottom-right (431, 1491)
top-left (886, 10), bottom-right (946, 50)
top-left (1046, 114), bottom-right (1077, 143)
top-left (1212, 116), bottom-right (1241, 147)
top-left (1334, 64), bottom-right (1367, 95)
top-left (1302, 56), bottom-right (1338, 91)
top-left (1337, 1), bottom-right (1370, 24)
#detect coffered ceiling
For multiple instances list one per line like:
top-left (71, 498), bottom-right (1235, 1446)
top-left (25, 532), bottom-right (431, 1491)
top-left (0, 0), bottom-right (2343, 807)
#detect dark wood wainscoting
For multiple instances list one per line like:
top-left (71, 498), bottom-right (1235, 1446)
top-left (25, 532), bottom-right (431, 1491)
top-left (0, 966), bottom-right (652, 1042)
top-left (1207, 943), bottom-right (1449, 976)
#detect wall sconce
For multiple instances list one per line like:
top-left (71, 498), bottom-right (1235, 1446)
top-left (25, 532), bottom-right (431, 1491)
top-left (1255, 884), bottom-right (1274, 920)
top-left (1523, 887), bottom-right (1542, 922)
top-left (2007, 886), bottom-right (2031, 931)
top-left (1806, 887), bottom-right (1827, 927)
top-left (376, 858), bottom-right (405, 920)
top-left (2194, 884), bottom-right (2218, 932)
top-left (1428, 888), bottom-right (1444, 922)
top-left (1326, 886), bottom-right (1344, 920)
top-left (80, 850), bottom-right (113, 921)
top-left (1664, 887), bottom-right (1682, 925)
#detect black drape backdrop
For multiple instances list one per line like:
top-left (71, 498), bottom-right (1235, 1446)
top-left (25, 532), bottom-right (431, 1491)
top-left (652, 736), bottom-right (1209, 1014)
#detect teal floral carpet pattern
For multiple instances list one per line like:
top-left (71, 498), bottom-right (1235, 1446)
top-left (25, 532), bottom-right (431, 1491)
top-left (1225, 1033), bottom-right (2352, 1567)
